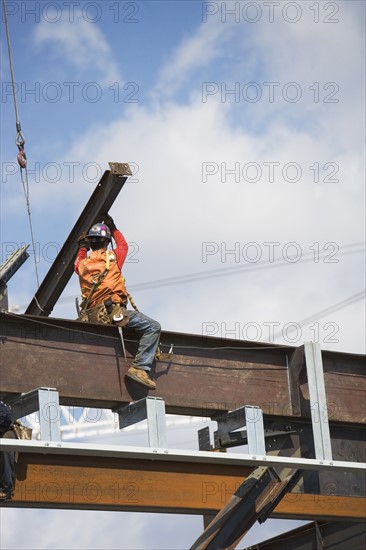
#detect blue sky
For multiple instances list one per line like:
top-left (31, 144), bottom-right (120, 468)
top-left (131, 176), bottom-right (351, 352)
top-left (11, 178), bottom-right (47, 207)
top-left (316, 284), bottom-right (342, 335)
top-left (1, 0), bottom-right (365, 548)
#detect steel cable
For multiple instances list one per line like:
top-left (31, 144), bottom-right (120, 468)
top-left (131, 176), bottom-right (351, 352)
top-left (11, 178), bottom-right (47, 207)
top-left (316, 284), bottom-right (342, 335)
top-left (2, 0), bottom-right (40, 288)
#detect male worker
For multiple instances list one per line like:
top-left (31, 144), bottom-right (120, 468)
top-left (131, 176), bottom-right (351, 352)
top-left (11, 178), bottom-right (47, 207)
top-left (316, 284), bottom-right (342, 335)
top-left (0, 400), bottom-right (15, 500)
top-left (74, 214), bottom-right (160, 390)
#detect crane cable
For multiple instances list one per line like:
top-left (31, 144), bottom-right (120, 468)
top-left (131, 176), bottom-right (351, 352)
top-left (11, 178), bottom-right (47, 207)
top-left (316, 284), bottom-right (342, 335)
top-left (2, 0), bottom-right (40, 288)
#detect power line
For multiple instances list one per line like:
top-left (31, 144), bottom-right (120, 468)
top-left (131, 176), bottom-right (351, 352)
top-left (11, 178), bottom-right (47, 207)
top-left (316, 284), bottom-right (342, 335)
top-left (127, 244), bottom-right (365, 292)
top-left (50, 242), bottom-right (365, 306)
top-left (271, 290), bottom-right (366, 341)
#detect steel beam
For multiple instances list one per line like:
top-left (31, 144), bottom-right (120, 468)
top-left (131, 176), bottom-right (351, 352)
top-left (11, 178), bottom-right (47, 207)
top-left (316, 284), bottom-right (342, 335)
top-left (1, 312), bottom-right (364, 424)
top-left (0, 245), bottom-right (30, 286)
top-left (0, 245), bottom-right (30, 310)
top-left (0, 283), bottom-right (8, 310)
top-left (0, 446), bottom-right (364, 520)
top-left (243, 521), bottom-right (366, 550)
top-left (1, 439), bottom-right (365, 473)
top-left (190, 467), bottom-right (304, 550)
top-left (25, 165), bottom-right (131, 316)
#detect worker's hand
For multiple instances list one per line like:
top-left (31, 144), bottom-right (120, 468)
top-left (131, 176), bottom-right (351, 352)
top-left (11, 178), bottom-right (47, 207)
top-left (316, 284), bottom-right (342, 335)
top-left (77, 232), bottom-right (90, 249)
top-left (102, 213), bottom-right (116, 230)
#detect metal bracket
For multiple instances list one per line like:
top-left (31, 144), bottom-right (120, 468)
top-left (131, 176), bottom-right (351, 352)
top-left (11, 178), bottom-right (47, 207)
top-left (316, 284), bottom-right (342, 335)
top-left (198, 426), bottom-right (212, 451)
top-left (304, 341), bottom-right (333, 461)
top-left (211, 405), bottom-right (266, 455)
top-left (8, 387), bottom-right (61, 441)
top-left (245, 405), bottom-right (266, 455)
top-left (116, 397), bottom-right (167, 448)
top-left (108, 162), bottom-right (132, 176)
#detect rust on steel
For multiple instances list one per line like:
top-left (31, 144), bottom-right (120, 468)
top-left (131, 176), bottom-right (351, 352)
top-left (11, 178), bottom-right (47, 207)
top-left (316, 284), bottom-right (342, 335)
top-left (0, 312), bottom-right (365, 424)
top-left (2, 453), bottom-right (365, 520)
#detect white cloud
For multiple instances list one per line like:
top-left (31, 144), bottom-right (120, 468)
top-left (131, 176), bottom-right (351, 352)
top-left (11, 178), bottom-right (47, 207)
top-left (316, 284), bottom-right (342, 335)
top-left (33, 11), bottom-right (121, 86)
top-left (154, 18), bottom-right (234, 97)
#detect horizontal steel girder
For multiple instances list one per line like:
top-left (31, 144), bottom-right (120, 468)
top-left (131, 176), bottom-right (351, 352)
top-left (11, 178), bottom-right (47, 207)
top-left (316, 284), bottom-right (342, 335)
top-left (1, 312), bottom-right (365, 423)
top-left (0, 443), bottom-right (365, 520)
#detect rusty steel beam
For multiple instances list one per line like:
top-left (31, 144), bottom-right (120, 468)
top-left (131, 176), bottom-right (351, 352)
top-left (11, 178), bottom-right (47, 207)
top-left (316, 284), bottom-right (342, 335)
top-left (1, 452), bottom-right (365, 521)
top-left (243, 521), bottom-right (366, 550)
top-left (1, 312), bottom-right (365, 424)
top-left (25, 165), bottom-right (131, 316)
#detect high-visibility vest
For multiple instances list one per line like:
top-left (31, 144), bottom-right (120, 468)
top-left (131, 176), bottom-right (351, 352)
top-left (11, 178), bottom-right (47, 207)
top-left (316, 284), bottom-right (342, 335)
top-left (78, 249), bottom-right (127, 307)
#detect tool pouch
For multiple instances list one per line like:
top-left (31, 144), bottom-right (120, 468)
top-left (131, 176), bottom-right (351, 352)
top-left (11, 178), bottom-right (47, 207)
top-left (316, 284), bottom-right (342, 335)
top-left (12, 420), bottom-right (32, 440)
top-left (78, 302), bottom-right (129, 326)
top-left (78, 303), bottom-right (111, 325)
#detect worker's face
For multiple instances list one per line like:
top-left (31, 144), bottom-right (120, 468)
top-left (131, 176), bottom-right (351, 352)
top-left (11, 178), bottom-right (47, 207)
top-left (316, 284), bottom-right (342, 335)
top-left (90, 238), bottom-right (108, 251)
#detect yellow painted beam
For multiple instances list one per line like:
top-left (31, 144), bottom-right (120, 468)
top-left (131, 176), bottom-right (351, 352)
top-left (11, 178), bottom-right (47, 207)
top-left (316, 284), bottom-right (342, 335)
top-left (4, 453), bottom-right (365, 521)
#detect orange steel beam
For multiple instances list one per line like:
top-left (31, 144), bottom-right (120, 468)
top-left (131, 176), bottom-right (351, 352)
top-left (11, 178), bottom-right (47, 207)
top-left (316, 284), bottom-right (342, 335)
top-left (2, 453), bottom-right (365, 521)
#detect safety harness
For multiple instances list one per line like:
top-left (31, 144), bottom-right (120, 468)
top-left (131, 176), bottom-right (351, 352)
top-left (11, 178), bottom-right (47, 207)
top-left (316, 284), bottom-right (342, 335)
top-left (78, 251), bottom-right (171, 362)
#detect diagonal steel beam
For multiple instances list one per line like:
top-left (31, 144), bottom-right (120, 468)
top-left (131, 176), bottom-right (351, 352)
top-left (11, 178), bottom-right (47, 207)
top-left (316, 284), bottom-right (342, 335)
top-left (190, 466), bottom-right (303, 550)
top-left (25, 164), bottom-right (131, 316)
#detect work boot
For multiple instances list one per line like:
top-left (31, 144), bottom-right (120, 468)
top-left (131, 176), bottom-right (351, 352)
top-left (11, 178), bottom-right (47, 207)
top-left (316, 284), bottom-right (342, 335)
top-left (0, 491), bottom-right (12, 501)
top-left (125, 366), bottom-right (156, 389)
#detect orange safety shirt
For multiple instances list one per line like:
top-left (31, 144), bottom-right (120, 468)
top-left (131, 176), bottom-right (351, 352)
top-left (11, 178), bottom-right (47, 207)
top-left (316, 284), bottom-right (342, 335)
top-left (74, 228), bottom-right (128, 307)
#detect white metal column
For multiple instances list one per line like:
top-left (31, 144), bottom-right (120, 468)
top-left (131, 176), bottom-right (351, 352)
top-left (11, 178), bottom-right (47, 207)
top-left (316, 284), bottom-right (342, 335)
top-left (304, 341), bottom-right (333, 460)
top-left (118, 397), bottom-right (167, 448)
top-left (245, 405), bottom-right (266, 455)
top-left (38, 388), bottom-right (61, 441)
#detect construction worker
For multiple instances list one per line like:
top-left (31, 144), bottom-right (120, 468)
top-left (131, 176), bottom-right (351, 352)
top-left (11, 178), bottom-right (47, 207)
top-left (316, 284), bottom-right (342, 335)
top-left (0, 400), bottom-right (15, 501)
top-left (74, 214), bottom-right (160, 390)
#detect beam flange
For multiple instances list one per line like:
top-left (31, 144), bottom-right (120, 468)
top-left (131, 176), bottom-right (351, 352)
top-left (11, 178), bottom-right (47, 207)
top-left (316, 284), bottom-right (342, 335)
top-left (1, 439), bottom-right (365, 473)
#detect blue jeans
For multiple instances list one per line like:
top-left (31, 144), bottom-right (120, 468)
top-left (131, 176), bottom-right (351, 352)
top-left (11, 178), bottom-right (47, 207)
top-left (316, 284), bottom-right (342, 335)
top-left (0, 431), bottom-right (15, 495)
top-left (125, 311), bottom-right (161, 372)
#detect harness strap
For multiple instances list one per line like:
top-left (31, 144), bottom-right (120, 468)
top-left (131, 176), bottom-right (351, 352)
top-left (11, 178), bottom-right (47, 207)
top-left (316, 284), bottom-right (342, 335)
top-left (81, 252), bottom-right (138, 314)
top-left (81, 252), bottom-right (111, 311)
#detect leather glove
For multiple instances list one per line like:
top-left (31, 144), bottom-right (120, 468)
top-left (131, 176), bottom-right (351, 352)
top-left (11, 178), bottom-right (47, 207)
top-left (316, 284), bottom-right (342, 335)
top-left (77, 232), bottom-right (90, 249)
top-left (102, 213), bottom-right (116, 230)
